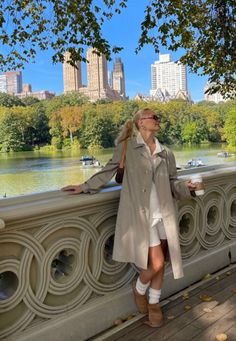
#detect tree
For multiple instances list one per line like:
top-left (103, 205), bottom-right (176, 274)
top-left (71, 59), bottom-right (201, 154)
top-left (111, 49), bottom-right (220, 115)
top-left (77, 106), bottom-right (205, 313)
top-left (137, 0), bottom-right (236, 98)
top-left (45, 92), bottom-right (89, 117)
top-left (50, 106), bottom-right (83, 144)
top-left (0, 93), bottom-right (24, 107)
top-left (0, 1), bottom-right (235, 97)
top-left (21, 96), bottom-right (40, 106)
top-left (0, 0), bottom-right (126, 69)
top-left (80, 113), bottom-right (117, 148)
top-left (224, 108), bottom-right (236, 148)
top-left (26, 104), bottom-right (51, 146)
top-left (0, 111), bottom-right (25, 151)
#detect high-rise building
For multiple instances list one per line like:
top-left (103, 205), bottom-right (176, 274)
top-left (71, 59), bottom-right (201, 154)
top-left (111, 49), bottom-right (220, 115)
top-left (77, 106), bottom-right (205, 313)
top-left (150, 54), bottom-right (189, 100)
top-left (111, 58), bottom-right (126, 97)
top-left (63, 51), bottom-right (82, 93)
top-left (0, 75), bottom-right (7, 93)
top-left (16, 90), bottom-right (55, 101)
top-left (87, 48), bottom-right (109, 96)
top-left (62, 48), bottom-right (126, 101)
top-left (204, 82), bottom-right (228, 103)
top-left (23, 83), bottom-right (32, 93)
top-left (4, 71), bottom-right (22, 94)
top-left (79, 48), bottom-right (124, 101)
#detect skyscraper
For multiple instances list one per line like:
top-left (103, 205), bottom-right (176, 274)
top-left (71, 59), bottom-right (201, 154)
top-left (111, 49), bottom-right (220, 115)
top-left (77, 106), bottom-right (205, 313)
top-left (3, 71), bottom-right (22, 94)
top-left (63, 51), bottom-right (82, 93)
top-left (0, 75), bottom-right (7, 93)
top-left (150, 54), bottom-right (189, 100)
top-left (204, 82), bottom-right (228, 103)
top-left (111, 58), bottom-right (126, 97)
top-left (87, 48), bottom-right (109, 98)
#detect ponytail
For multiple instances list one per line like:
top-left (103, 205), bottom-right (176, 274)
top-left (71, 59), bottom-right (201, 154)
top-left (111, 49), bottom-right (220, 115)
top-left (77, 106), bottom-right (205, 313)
top-left (116, 119), bottom-right (134, 144)
top-left (116, 108), bottom-right (154, 144)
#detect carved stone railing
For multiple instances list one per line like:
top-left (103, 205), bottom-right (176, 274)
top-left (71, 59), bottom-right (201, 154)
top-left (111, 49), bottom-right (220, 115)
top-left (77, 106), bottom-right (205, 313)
top-left (0, 164), bottom-right (235, 341)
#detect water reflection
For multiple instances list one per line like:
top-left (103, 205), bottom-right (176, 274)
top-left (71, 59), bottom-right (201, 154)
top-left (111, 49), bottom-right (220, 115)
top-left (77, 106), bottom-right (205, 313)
top-left (0, 144), bottom-right (235, 198)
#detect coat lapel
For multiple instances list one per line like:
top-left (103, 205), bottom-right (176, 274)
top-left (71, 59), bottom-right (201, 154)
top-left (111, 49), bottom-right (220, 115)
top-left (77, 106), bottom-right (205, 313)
top-left (130, 138), bottom-right (150, 161)
top-left (154, 149), bottom-right (167, 173)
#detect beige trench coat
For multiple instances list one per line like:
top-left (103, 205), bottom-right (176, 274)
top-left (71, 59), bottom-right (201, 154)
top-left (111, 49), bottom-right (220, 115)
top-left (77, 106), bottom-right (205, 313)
top-left (80, 138), bottom-right (191, 279)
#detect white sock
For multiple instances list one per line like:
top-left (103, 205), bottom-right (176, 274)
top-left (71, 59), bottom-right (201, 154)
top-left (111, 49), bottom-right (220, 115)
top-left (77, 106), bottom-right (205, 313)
top-left (149, 287), bottom-right (162, 304)
top-left (135, 277), bottom-right (150, 295)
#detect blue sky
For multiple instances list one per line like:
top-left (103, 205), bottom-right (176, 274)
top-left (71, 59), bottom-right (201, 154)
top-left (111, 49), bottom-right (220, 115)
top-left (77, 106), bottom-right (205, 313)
top-left (21, 0), bottom-right (208, 102)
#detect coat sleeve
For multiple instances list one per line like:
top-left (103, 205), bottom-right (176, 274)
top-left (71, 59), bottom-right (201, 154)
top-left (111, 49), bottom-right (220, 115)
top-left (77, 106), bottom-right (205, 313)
top-left (167, 149), bottom-right (192, 200)
top-left (80, 143), bottom-right (123, 194)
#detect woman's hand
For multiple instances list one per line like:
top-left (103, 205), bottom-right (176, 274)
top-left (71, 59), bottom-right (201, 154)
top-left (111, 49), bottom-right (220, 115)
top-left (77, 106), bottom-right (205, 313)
top-left (186, 180), bottom-right (196, 192)
top-left (61, 185), bottom-right (83, 195)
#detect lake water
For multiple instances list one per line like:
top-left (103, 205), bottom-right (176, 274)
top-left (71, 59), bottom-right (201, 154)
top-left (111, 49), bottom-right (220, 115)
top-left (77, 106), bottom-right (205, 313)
top-left (0, 144), bottom-right (235, 198)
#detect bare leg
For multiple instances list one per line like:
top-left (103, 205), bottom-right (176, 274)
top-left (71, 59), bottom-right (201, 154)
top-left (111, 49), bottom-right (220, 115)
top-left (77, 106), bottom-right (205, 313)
top-left (139, 240), bottom-right (168, 288)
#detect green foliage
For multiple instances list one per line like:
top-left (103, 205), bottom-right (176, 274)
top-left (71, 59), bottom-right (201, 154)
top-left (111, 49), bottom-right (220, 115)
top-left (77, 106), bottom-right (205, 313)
top-left (0, 1), bottom-right (235, 97)
top-left (137, 0), bottom-right (236, 98)
top-left (0, 0), bottom-right (127, 70)
top-left (26, 104), bottom-right (51, 146)
top-left (80, 113), bottom-right (118, 148)
top-left (0, 93), bottom-right (24, 107)
top-left (44, 92), bottom-right (89, 117)
top-left (0, 111), bottom-right (26, 152)
top-left (51, 136), bottom-right (63, 150)
top-left (21, 96), bottom-right (40, 106)
top-left (224, 108), bottom-right (236, 149)
top-left (0, 97), bottom-right (234, 152)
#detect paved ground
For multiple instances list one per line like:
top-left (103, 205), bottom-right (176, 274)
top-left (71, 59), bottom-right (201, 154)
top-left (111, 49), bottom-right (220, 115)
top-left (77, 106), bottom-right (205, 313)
top-left (91, 264), bottom-right (236, 341)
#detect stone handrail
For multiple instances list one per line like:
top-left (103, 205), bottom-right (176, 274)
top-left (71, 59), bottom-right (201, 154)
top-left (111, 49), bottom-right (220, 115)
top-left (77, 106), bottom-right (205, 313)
top-left (0, 165), bottom-right (235, 340)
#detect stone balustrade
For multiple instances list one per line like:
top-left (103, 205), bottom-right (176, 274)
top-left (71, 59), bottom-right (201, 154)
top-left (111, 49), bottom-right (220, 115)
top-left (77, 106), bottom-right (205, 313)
top-left (0, 165), bottom-right (236, 341)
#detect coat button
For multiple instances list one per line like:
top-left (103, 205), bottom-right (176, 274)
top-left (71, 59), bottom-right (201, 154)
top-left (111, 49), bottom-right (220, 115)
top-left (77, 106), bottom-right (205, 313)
top-left (142, 189), bottom-right (146, 193)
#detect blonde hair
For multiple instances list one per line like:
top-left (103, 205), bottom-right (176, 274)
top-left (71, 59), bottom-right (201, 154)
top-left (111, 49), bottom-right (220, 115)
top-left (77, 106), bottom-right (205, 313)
top-left (116, 108), bottom-right (155, 144)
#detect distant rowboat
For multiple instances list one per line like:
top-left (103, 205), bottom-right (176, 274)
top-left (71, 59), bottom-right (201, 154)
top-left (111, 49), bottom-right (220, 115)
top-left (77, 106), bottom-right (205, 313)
top-left (184, 159), bottom-right (206, 169)
top-left (217, 151), bottom-right (234, 158)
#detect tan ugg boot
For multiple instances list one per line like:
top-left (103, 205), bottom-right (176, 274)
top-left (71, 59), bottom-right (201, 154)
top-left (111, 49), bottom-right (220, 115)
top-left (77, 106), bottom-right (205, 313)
top-left (132, 281), bottom-right (148, 314)
top-left (145, 303), bottom-right (164, 327)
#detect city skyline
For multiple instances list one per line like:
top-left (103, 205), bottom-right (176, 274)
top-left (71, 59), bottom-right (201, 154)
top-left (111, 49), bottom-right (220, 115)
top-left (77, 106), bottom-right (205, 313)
top-left (0, 2), bottom-right (210, 102)
top-left (63, 49), bottom-right (126, 101)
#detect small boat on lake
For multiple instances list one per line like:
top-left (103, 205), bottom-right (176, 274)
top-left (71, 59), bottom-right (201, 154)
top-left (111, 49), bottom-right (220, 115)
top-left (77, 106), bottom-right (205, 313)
top-left (184, 159), bottom-right (206, 169)
top-left (80, 155), bottom-right (102, 168)
top-left (80, 155), bottom-right (95, 162)
top-left (217, 151), bottom-right (234, 158)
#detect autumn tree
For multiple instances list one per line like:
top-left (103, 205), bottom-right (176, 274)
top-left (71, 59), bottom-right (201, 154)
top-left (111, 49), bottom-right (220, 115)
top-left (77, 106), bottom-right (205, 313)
top-left (50, 106), bottom-right (84, 144)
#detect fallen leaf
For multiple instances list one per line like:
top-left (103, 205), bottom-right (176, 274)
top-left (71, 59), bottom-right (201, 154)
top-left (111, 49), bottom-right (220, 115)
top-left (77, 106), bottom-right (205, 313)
top-left (203, 308), bottom-right (213, 313)
top-left (114, 318), bottom-right (123, 326)
top-left (182, 292), bottom-right (189, 300)
top-left (184, 305), bottom-right (192, 310)
top-left (203, 273), bottom-right (211, 280)
top-left (167, 315), bottom-right (175, 320)
top-left (215, 276), bottom-right (220, 280)
top-left (126, 315), bottom-right (134, 321)
top-left (231, 287), bottom-right (236, 294)
top-left (226, 271), bottom-right (231, 276)
top-left (215, 333), bottom-right (228, 341)
top-left (199, 294), bottom-right (213, 302)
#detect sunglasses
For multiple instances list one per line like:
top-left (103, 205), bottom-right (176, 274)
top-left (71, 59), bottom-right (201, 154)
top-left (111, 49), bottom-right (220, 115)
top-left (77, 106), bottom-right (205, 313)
top-left (141, 115), bottom-right (161, 122)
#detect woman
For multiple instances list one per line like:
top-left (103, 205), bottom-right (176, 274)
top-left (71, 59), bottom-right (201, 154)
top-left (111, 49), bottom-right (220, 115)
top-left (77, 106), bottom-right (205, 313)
top-left (62, 108), bottom-right (195, 327)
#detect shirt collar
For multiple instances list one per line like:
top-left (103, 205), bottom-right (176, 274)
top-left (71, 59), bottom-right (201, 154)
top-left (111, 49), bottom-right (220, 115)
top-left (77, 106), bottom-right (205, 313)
top-left (136, 132), bottom-right (163, 154)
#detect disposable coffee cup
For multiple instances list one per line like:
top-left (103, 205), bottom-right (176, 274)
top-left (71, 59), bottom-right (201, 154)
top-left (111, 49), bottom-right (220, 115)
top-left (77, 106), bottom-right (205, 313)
top-left (191, 175), bottom-right (205, 196)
